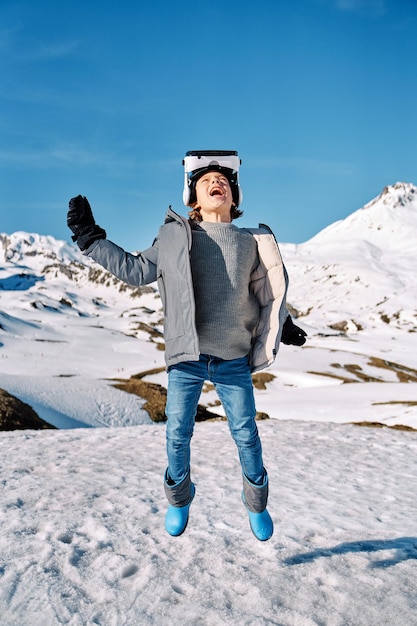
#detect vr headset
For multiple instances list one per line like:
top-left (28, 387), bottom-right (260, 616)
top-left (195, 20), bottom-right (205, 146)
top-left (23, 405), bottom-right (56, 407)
top-left (182, 150), bottom-right (242, 207)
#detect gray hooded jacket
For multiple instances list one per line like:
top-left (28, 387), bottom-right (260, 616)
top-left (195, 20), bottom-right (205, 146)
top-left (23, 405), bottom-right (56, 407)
top-left (85, 207), bottom-right (289, 372)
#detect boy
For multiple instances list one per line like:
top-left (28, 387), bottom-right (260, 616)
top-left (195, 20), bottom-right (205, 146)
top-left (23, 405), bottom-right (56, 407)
top-left (67, 150), bottom-right (306, 541)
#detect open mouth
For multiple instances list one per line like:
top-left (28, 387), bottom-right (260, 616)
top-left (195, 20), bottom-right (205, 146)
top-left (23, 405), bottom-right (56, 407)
top-left (210, 186), bottom-right (224, 197)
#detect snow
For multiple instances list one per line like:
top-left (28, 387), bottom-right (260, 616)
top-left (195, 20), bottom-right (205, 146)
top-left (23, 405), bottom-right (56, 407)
top-left (1, 182), bottom-right (417, 624)
top-left (1, 421), bottom-right (416, 625)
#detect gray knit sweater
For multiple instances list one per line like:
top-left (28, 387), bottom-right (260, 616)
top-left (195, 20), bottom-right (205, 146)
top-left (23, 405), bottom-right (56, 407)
top-left (190, 221), bottom-right (260, 360)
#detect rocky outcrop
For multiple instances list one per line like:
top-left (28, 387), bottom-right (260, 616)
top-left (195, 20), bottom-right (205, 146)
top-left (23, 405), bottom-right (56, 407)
top-left (0, 388), bottom-right (55, 431)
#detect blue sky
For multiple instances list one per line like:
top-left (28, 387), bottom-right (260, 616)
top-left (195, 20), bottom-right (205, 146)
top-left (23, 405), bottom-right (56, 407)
top-left (1, 0), bottom-right (416, 251)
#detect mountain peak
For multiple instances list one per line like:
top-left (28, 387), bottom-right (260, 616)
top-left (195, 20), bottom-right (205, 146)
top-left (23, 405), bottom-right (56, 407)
top-left (306, 181), bottom-right (417, 248)
top-left (365, 181), bottom-right (417, 210)
top-left (0, 230), bottom-right (155, 320)
top-left (0, 231), bottom-right (78, 265)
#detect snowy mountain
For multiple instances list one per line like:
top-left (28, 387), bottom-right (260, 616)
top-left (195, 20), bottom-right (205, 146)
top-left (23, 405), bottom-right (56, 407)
top-left (1, 181), bottom-right (417, 430)
top-left (0, 230), bottom-right (158, 341)
top-left (306, 182), bottom-right (417, 248)
top-left (0, 230), bottom-right (154, 301)
top-left (2, 181), bottom-right (416, 336)
top-left (281, 181), bottom-right (417, 334)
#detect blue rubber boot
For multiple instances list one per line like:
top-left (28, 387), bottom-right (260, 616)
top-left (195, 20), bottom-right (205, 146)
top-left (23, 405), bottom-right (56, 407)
top-left (165, 487), bottom-right (195, 536)
top-left (242, 471), bottom-right (274, 541)
top-left (246, 507), bottom-right (274, 542)
top-left (164, 470), bottom-right (195, 537)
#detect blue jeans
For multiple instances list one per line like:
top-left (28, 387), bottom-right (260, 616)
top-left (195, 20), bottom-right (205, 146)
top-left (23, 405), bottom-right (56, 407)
top-left (165, 354), bottom-right (265, 486)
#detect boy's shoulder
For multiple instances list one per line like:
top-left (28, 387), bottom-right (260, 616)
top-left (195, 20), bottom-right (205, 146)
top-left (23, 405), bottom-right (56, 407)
top-left (163, 206), bottom-right (188, 225)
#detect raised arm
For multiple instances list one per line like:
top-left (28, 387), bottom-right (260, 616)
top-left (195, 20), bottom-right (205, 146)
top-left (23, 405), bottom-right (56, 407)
top-left (67, 195), bottom-right (158, 286)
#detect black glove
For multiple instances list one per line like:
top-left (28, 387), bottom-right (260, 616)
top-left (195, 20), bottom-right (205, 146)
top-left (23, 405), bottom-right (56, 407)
top-left (67, 195), bottom-right (106, 251)
top-left (281, 316), bottom-right (307, 346)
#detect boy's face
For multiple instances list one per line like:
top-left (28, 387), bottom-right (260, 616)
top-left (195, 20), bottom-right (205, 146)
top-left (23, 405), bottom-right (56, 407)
top-left (194, 170), bottom-right (233, 222)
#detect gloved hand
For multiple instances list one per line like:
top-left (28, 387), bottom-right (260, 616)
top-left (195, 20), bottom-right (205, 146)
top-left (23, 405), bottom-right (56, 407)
top-left (67, 195), bottom-right (106, 251)
top-left (281, 316), bottom-right (307, 346)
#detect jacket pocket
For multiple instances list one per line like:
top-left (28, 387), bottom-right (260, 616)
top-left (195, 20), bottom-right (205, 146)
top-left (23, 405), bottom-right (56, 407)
top-left (157, 271), bottom-right (185, 340)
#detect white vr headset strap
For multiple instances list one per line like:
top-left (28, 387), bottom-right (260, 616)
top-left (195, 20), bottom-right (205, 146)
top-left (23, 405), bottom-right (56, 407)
top-left (183, 171), bottom-right (192, 205)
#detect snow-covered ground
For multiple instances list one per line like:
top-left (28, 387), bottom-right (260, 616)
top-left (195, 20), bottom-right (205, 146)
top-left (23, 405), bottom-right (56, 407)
top-left (0, 182), bottom-right (417, 624)
top-left (1, 420), bottom-right (416, 625)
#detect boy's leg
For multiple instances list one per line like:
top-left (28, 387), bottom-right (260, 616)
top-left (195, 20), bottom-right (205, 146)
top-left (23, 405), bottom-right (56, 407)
top-left (211, 355), bottom-right (273, 540)
top-left (211, 356), bottom-right (265, 486)
top-left (164, 358), bottom-right (207, 536)
top-left (165, 359), bottom-right (206, 486)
